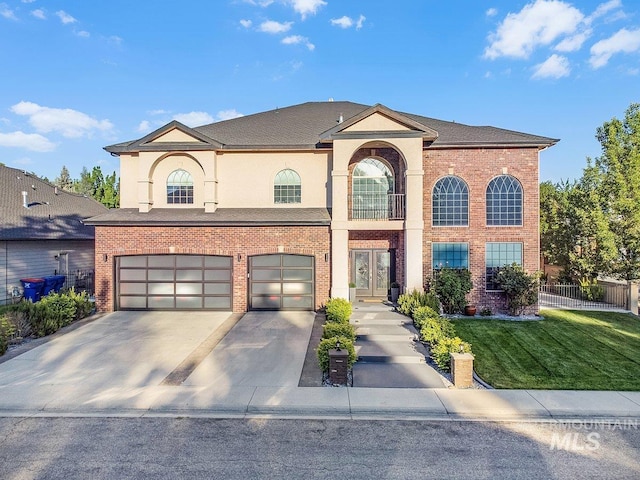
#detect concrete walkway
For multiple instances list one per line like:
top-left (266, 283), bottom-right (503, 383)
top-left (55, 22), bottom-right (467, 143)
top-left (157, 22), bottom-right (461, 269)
top-left (351, 303), bottom-right (445, 388)
top-left (0, 310), bottom-right (639, 421)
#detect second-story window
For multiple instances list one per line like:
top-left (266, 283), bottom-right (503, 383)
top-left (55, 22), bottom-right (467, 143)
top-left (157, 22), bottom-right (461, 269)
top-left (274, 169), bottom-right (301, 204)
top-left (432, 176), bottom-right (469, 226)
top-left (486, 175), bottom-right (523, 226)
top-left (167, 169), bottom-right (194, 204)
top-left (352, 158), bottom-right (394, 219)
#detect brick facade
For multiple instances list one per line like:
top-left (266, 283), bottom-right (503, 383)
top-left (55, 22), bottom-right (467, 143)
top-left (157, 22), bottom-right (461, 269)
top-left (423, 147), bottom-right (540, 313)
top-left (95, 225), bottom-right (331, 313)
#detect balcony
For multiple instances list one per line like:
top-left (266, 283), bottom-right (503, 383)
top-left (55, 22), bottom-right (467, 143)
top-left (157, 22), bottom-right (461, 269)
top-left (349, 194), bottom-right (405, 220)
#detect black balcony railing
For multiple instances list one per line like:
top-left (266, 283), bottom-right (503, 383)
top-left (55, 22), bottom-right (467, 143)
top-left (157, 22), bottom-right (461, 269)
top-left (349, 194), bottom-right (405, 220)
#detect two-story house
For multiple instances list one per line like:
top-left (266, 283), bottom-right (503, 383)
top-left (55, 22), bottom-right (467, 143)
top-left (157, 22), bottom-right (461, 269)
top-left (87, 101), bottom-right (557, 313)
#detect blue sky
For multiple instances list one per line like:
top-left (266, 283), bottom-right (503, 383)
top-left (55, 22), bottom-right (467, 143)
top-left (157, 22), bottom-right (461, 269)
top-left (0, 0), bottom-right (639, 183)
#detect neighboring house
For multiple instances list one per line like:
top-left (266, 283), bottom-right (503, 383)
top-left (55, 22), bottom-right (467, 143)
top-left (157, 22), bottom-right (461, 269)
top-left (87, 101), bottom-right (557, 313)
top-left (0, 165), bottom-right (108, 305)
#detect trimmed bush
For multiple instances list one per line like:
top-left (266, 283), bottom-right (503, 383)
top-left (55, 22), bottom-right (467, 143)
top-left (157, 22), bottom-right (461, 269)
top-left (0, 315), bottom-right (16, 356)
top-left (420, 316), bottom-right (455, 344)
top-left (322, 322), bottom-right (356, 342)
top-left (397, 289), bottom-right (441, 318)
top-left (325, 297), bottom-right (352, 323)
top-left (433, 268), bottom-right (472, 314)
top-left (317, 336), bottom-right (357, 372)
top-left (495, 264), bottom-right (539, 316)
top-left (29, 292), bottom-right (76, 337)
top-left (431, 336), bottom-right (472, 371)
top-left (412, 306), bottom-right (440, 329)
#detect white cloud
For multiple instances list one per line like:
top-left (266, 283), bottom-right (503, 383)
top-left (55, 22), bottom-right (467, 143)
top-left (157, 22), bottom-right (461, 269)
top-left (240, 19), bottom-right (252, 28)
top-left (0, 3), bottom-right (17, 20)
top-left (330, 15), bottom-right (366, 30)
top-left (555, 29), bottom-right (591, 51)
top-left (282, 35), bottom-right (315, 50)
top-left (108, 35), bottom-right (123, 46)
top-left (484, 0), bottom-right (584, 59)
top-left (590, 28), bottom-right (640, 68)
top-left (0, 131), bottom-right (56, 152)
top-left (486, 8), bottom-right (498, 17)
top-left (259, 20), bottom-right (293, 34)
top-left (216, 109), bottom-right (244, 121)
top-left (22, 0), bottom-right (37, 3)
top-left (288, 0), bottom-right (326, 19)
top-left (55, 10), bottom-right (76, 24)
top-left (532, 53), bottom-right (571, 78)
top-left (76, 30), bottom-right (90, 38)
top-left (10, 101), bottom-right (113, 138)
top-left (137, 120), bottom-right (151, 133)
top-left (14, 157), bottom-right (34, 167)
top-left (173, 111), bottom-right (215, 126)
top-left (587, 0), bottom-right (622, 24)
top-left (149, 109), bottom-right (169, 116)
top-left (30, 8), bottom-right (46, 20)
top-left (243, 0), bottom-right (273, 6)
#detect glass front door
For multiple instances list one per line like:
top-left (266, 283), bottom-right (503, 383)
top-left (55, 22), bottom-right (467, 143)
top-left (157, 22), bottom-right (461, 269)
top-left (352, 249), bottom-right (391, 297)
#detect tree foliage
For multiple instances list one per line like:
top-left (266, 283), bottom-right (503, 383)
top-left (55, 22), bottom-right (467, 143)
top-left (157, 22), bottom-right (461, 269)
top-left (433, 268), bottom-right (472, 314)
top-left (53, 165), bottom-right (120, 208)
top-left (495, 264), bottom-right (539, 316)
top-left (541, 103), bottom-right (640, 281)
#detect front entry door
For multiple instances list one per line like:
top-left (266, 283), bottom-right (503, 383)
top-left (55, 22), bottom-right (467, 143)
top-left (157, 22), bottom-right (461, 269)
top-left (352, 249), bottom-right (392, 298)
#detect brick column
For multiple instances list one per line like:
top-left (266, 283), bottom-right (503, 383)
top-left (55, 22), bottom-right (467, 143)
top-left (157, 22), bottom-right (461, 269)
top-left (329, 348), bottom-right (349, 386)
top-left (450, 352), bottom-right (474, 388)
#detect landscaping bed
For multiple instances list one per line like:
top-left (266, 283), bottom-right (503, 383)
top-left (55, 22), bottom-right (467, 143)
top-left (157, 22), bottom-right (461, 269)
top-left (453, 309), bottom-right (640, 390)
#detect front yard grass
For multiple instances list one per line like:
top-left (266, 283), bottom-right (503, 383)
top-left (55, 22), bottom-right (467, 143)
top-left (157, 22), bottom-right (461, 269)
top-left (453, 309), bottom-right (640, 390)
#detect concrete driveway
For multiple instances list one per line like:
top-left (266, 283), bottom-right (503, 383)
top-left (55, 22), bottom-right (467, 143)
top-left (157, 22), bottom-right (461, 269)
top-left (0, 310), bottom-right (315, 412)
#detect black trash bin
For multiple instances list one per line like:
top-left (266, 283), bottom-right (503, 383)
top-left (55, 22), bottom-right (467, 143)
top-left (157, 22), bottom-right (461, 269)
top-left (20, 278), bottom-right (45, 302)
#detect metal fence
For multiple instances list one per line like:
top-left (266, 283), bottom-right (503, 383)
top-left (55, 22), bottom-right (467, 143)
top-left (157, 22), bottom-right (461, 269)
top-left (62, 270), bottom-right (95, 296)
top-left (539, 282), bottom-right (629, 310)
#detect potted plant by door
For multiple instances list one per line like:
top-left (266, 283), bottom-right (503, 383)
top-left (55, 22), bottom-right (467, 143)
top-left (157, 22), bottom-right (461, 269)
top-left (390, 282), bottom-right (400, 303)
top-left (349, 282), bottom-right (357, 302)
top-left (464, 304), bottom-right (477, 316)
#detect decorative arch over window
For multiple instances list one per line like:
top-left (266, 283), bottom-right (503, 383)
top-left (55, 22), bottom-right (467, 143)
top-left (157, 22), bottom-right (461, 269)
top-left (432, 176), bottom-right (469, 226)
top-left (486, 175), bottom-right (523, 226)
top-left (167, 169), bottom-right (194, 204)
top-left (274, 169), bottom-right (301, 204)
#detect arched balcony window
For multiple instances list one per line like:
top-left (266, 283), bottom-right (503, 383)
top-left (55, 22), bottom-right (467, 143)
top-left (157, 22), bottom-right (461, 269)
top-left (351, 158), bottom-right (403, 220)
top-left (167, 169), bottom-right (194, 204)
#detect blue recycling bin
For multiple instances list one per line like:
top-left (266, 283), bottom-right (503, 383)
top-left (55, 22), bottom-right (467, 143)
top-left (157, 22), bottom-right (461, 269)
top-left (43, 275), bottom-right (67, 295)
top-left (20, 278), bottom-right (45, 302)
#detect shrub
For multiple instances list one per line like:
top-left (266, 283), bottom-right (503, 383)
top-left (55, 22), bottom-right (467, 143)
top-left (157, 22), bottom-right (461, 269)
top-left (495, 264), bottom-right (539, 316)
top-left (412, 306), bottom-right (440, 329)
top-left (433, 268), bottom-right (472, 314)
top-left (65, 288), bottom-right (94, 320)
top-left (480, 307), bottom-right (493, 317)
top-left (29, 292), bottom-right (76, 337)
top-left (431, 336), bottom-right (472, 371)
top-left (0, 315), bottom-right (16, 356)
top-left (420, 316), bottom-right (455, 344)
top-left (397, 289), bottom-right (441, 318)
top-left (4, 309), bottom-right (32, 339)
top-left (317, 336), bottom-right (357, 372)
top-left (579, 278), bottom-right (605, 302)
top-left (325, 298), bottom-right (352, 323)
top-left (322, 322), bottom-right (356, 342)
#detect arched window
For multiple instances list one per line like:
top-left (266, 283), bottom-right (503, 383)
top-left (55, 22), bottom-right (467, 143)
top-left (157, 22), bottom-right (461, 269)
top-left (167, 169), bottom-right (193, 204)
top-left (432, 176), bottom-right (469, 226)
top-left (274, 169), bottom-right (301, 204)
top-left (352, 158), bottom-right (395, 219)
top-left (486, 175), bottom-right (523, 226)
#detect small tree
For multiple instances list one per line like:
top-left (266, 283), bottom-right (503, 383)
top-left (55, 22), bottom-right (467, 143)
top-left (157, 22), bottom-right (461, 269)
top-left (433, 268), bottom-right (472, 314)
top-left (495, 264), bottom-right (539, 316)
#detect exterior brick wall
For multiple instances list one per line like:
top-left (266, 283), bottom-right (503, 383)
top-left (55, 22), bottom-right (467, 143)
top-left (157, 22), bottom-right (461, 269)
top-left (95, 225), bottom-right (331, 313)
top-left (423, 147), bottom-right (540, 313)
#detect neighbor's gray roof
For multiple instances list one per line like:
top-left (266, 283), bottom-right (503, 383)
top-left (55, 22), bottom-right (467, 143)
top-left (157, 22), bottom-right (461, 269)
top-left (0, 165), bottom-right (109, 240)
top-left (85, 208), bottom-right (331, 226)
top-left (105, 101), bottom-right (558, 153)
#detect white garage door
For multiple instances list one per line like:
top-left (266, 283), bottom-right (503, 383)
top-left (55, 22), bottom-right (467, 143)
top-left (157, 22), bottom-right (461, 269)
top-left (249, 254), bottom-right (314, 310)
top-left (116, 254), bottom-right (232, 310)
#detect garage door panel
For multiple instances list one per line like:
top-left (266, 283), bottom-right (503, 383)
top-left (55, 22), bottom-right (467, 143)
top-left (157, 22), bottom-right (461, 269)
top-left (249, 254), bottom-right (314, 311)
top-left (116, 255), bottom-right (232, 311)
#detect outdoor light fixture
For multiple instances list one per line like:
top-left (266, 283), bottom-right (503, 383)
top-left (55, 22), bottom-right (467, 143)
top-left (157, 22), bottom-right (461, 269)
top-left (324, 253), bottom-right (329, 262)
top-left (103, 254), bottom-right (108, 262)
top-left (237, 253), bottom-right (242, 262)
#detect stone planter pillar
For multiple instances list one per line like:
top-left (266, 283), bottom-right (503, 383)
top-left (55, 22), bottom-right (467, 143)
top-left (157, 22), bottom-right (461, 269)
top-left (450, 352), bottom-right (474, 388)
top-left (329, 348), bottom-right (349, 386)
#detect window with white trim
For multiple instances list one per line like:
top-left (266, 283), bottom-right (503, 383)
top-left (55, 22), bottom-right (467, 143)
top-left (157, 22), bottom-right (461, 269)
top-left (486, 175), bottom-right (523, 226)
top-left (432, 176), bottom-right (469, 226)
top-left (274, 169), bottom-right (301, 204)
top-left (167, 169), bottom-right (193, 204)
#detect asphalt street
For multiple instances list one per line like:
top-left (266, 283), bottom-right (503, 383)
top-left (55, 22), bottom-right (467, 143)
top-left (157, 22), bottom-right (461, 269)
top-left (1, 417), bottom-right (638, 479)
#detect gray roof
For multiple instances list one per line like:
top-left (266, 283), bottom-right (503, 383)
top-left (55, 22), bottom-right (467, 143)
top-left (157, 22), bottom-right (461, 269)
top-left (0, 165), bottom-right (109, 240)
top-left (85, 208), bottom-right (331, 226)
top-left (105, 101), bottom-right (558, 153)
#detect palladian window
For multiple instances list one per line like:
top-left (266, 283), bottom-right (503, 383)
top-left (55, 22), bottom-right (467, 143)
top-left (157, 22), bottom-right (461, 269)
top-left (167, 169), bottom-right (194, 204)
top-left (274, 169), bottom-right (301, 204)
top-left (352, 158), bottom-right (396, 219)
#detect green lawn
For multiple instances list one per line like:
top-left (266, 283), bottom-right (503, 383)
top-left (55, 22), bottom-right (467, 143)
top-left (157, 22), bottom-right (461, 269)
top-left (453, 309), bottom-right (640, 390)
